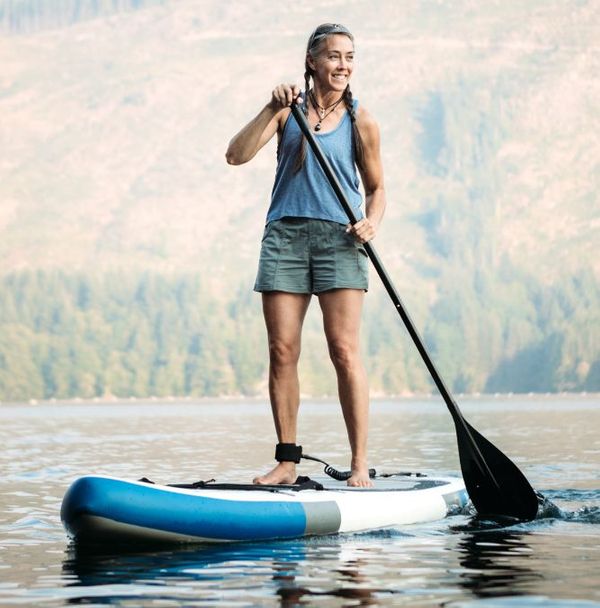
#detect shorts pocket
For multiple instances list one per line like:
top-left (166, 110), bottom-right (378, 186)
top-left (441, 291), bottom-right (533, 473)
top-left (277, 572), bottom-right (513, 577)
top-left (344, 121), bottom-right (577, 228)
top-left (261, 222), bottom-right (275, 243)
top-left (355, 243), bottom-right (368, 256)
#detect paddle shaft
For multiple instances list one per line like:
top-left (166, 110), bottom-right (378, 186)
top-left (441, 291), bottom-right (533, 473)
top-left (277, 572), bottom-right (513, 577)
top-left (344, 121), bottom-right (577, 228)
top-left (290, 103), bottom-right (498, 486)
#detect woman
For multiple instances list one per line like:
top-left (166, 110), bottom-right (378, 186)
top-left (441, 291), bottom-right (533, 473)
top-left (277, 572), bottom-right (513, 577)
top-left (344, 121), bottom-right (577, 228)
top-left (226, 23), bottom-right (386, 487)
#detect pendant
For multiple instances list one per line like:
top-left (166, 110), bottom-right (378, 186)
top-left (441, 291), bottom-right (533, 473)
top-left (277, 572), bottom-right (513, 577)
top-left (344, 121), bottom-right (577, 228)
top-left (315, 122), bottom-right (322, 131)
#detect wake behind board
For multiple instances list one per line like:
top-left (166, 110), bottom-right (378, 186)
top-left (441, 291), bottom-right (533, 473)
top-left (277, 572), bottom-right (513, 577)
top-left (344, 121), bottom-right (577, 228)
top-left (61, 473), bottom-right (468, 545)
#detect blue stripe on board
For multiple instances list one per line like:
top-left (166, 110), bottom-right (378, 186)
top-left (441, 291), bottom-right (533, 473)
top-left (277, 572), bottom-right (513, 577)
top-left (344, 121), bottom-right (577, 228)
top-left (61, 477), bottom-right (308, 541)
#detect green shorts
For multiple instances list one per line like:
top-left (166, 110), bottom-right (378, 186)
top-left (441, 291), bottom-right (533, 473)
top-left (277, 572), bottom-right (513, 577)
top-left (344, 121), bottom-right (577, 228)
top-left (254, 217), bottom-right (369, 294)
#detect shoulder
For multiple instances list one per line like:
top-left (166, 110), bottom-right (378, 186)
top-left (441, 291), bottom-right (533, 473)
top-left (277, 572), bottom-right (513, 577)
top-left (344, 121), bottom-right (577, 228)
top-left (355, 105), bottom-right (380, 145)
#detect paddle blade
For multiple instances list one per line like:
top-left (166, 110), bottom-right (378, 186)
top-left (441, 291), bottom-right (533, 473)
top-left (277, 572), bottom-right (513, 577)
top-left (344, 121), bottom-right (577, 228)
top-left (456, 421), bottom-right (539, 521)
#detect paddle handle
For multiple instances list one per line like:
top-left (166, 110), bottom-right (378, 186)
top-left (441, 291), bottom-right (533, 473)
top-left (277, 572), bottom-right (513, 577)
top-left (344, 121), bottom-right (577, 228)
top-left (290, 103), bottom-right (463, 422)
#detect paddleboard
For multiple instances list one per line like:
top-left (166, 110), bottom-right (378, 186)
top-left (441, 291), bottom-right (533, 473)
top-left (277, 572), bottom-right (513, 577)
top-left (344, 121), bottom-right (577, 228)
top-left (61, 473), bottom-right (468, 544)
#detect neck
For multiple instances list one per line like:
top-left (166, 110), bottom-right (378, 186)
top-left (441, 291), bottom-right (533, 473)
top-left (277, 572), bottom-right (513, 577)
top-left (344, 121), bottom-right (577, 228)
top-left (311, 85), bottom-right (345, 108)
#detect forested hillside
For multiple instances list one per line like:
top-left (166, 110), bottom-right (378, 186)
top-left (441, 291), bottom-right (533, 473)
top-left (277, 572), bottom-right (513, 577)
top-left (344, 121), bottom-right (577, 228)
top-left (1, 267), bottom-right (597, 401)
top-left (1, 0), bottom-right (598, 401)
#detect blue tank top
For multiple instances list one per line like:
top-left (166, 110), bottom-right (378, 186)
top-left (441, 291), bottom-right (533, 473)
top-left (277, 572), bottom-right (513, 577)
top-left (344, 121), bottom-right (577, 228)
top-left (266, 98), bottom-right (363, 225)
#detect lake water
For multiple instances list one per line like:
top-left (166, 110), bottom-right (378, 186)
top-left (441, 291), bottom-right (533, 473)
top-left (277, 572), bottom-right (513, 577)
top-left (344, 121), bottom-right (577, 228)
top-left (1, 396), bottom-right (599, 606)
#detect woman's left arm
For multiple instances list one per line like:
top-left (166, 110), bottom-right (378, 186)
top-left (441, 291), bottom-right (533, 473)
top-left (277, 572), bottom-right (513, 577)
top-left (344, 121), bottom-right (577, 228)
top-left (347, 106), bottom-right (386, 244)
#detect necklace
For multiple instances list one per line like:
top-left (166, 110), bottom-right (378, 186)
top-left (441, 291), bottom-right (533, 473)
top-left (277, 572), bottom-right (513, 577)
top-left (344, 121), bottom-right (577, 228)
top-left (309, 90), bottom-right (344, 131)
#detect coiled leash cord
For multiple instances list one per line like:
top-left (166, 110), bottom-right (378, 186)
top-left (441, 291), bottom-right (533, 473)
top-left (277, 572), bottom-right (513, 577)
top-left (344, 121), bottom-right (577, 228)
top-left (301, 453), bottom-right (376, 481)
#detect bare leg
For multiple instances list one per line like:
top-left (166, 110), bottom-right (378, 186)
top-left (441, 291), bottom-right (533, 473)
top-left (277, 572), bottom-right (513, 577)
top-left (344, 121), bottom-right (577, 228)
top-left (254, 291), bottom-right (311, 485)
top-left (318, 289), bottom-right (372, 487)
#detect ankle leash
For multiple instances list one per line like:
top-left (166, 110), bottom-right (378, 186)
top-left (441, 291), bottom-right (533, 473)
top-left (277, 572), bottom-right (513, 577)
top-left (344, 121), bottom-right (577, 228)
top-left (275, 443), bottom-right (376, 481)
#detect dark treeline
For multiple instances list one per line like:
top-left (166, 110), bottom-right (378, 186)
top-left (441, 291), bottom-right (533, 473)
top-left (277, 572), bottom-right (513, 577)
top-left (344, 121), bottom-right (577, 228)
top-left (1, 0), bottom-right (166, 34)
top-left (0, 271), bottom-right (264, 401)
top-left (0, 268), bottom-right (598, 403)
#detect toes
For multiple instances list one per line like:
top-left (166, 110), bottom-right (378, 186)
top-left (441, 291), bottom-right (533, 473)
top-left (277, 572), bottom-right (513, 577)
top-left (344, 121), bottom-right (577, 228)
top-left (347, 474), bottom-right (374, 488)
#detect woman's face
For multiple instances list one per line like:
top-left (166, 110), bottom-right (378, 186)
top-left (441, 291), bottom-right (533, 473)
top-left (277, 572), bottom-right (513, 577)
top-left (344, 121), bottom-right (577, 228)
top-left (309, 34), bottom-right (355, 93)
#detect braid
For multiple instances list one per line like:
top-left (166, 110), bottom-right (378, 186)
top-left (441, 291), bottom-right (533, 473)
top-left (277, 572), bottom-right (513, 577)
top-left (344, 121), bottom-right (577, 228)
top-left (293, 66), bottom-right (312, 173)
top-left (303, 70), bottom-right (311, 114)
top-left (343, 85), bottom-right (365, 174)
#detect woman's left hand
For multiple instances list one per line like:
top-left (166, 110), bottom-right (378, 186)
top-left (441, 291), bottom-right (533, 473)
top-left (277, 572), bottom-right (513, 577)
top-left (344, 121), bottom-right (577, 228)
top-left (346, 218), bottom-right (376, 244)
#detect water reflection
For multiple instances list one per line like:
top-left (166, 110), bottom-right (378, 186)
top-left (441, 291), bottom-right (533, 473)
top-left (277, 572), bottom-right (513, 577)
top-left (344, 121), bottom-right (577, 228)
top-left (277, 556), bottom-right (381, 606)
top-left (451, 524), bottom-right (543, 600)
top-left (62, 540), bottom-right (386, 606)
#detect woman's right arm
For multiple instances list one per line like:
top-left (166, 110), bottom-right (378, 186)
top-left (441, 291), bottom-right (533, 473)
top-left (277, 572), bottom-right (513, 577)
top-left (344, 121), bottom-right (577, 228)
top-left (225, 84), bottom-right (301, 165)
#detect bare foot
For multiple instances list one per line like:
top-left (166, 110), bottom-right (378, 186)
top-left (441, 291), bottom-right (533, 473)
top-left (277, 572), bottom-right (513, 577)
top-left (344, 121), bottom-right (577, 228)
top-left (347, 462), bottom-right (373, 488)
top-left (253, 462), bottom-right (296, 485)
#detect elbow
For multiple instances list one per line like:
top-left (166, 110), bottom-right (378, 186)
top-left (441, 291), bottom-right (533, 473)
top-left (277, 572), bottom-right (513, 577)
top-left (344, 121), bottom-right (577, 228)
top-left (225, 139), bottom-right (252, 165)
top-left (225, 149), bottom-right (251, 166)
top-left (225, 148), bottom-right (240, 165)
top-left (225, 138), bottom-right (241, 165)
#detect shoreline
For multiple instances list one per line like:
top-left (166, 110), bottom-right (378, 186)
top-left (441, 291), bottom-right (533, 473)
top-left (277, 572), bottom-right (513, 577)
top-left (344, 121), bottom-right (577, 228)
top-left (1, 391), bottom-right (598, 408)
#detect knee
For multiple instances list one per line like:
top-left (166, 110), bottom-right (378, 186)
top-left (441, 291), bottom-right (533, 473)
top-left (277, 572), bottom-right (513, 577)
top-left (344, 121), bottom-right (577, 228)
top-left (268, 339), bottom-right (300, 368)
top-left (328, 339), bottom-right (360, 372)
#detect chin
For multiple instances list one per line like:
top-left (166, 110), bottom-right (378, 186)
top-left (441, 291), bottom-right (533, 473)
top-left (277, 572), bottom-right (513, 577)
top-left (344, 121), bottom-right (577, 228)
top-left (330, 79), bottom-right (349, 90)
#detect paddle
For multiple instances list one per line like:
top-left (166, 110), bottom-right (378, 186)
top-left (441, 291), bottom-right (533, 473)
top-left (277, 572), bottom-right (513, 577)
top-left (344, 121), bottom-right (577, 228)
top-left (290, 101), bottom-right (539, 521)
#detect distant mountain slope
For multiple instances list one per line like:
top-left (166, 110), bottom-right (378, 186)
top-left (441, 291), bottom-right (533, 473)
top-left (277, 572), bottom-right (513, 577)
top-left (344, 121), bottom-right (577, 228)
top-left (0, 0), bottom-right (598, 399)
top-left (1, 0), bottom-right (166, 34)
top-left (1, 0), bottom-right (597, 279)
